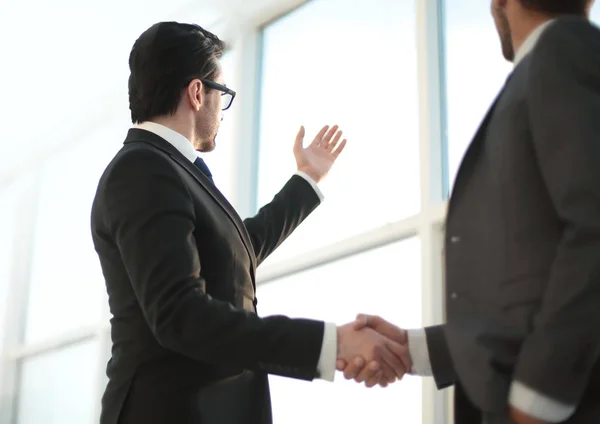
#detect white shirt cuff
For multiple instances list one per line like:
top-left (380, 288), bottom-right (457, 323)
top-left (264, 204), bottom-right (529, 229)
top-left (509, 381), bottom-right (576, 423)
top-left (316, 322), bottom-right (337, 382)
top-left (406, 329), bottom-right (433, 376)
top-left (294, 171), bottom-right (324, 203)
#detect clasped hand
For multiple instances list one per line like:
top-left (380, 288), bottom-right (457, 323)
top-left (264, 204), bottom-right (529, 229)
top-left (336, 314), bottom-right (411, 388)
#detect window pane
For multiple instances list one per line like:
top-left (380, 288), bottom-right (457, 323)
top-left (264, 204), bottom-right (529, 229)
top-left (445, 5), bottom-right (600, 194)
top-left (23, 130), bottom-right (123, 344)
top-left (257, 0), bottom-right (420, 263)
top-left (204, 51), bottom-right (238, 206)
top-left (257, 238), bottom-right (422, 424)
top-left (16, 339), bottom-right (100, 424)
top-left (0, 181), bottom-right (20, 354)
top-left (443, 0), bottom-right (512, 192)
top-left (592, 4), bottom-right (600, 25)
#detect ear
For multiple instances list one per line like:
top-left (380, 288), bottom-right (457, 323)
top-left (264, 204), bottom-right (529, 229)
top-left (185, 79), bottom-right (204, 112)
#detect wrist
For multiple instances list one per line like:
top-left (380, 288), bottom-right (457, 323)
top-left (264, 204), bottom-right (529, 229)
top-left (336, 323), bottom-right (352, 359)
top-left (297, 167), bottom-right (321, 183)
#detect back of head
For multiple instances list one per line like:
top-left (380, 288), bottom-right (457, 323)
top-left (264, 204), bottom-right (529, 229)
top-left (128, 22), bottom-right (225, 124)
top-left (518, 0), bottom-right (590, 15)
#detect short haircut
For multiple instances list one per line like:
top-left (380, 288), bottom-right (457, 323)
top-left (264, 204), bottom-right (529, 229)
top-left (128, 22), bottom-right (225, 123)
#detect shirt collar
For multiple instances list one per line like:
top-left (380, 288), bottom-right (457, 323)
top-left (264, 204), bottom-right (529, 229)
top-left (513, 19), bottom-right (555, 67)
top-left (134, 121), bottom-right (199, 163)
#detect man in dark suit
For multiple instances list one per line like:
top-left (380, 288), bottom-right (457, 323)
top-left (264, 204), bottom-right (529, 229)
top-left (338, 0), bottom-right (600, 423)
top-left (91, 22), bottom-right (409, 424)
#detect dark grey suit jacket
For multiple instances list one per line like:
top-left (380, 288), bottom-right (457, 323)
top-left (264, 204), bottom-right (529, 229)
top-left (425, 17), bottom-right (600, 418)
top-left (92, 129), bottom-right (325, 424)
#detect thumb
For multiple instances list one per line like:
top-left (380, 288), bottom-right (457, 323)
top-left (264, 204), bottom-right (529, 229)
top-left (294, 125), bottom-right (305, 153)
top-left (353, 313), bottom-right (370, 330)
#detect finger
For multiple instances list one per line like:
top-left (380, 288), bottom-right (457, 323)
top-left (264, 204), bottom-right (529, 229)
top-left (321, 124), bottom-right (339, 145)
top-left (343, 356), bottom-right (365, 380)
top-left (381, 341), bottom-right (408, 380)
top-left (385, 340), bottom-right (412, 376)
top-left (336, 359), bottom-right (347, 371)
top-left (375, 339), bottom-right (405, 383)
top-left (333, 139), bottom-right (347, 157)
top-left (353, 314), bottom-right (369, 331)
top-left (365, 370), bottom-right (383, 388)
top-left (310, 125), bottom-right (329, 147)
top-left (325, 130), bottom-right (343, 151)
top-left (378, 347), bottom-right (401, 384)
top-left (378, 378), bottom-right (389, 388)
top-left (354, 360), bottom-right (380, 384)
top-left (294, 126), bottom-right (305, 153)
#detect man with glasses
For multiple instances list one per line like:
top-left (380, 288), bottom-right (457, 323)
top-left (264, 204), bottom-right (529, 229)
top-left (91, 21), bottom-right (409, 424)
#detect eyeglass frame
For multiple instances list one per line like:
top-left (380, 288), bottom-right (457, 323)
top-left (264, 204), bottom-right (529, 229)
top-left (200, 78), bottom-right (236, 111)
top-left (182, 77), bottom-right (236, 111)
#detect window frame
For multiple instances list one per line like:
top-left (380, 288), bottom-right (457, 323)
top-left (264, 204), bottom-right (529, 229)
top-left (0, 1), bottom-right (451, 423)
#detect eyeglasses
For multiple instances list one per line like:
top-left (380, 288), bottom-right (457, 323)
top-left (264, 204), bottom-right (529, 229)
top-left (200, 79), bottom-right (236, 111)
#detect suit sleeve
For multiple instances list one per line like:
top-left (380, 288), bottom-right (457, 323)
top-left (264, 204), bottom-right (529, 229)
top-left (102, 149), bottom-right (324, 380)
top-left (424, 325), bottom-right (457, 389)
top-left (515, 20), bottom-right (600, 405)
top-left (243, 175), bottom-right (321, 266)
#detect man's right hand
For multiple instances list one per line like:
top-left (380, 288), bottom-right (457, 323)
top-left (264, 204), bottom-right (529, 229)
top-left (336, 314), bottom-right (412, 387)
top-left (336, 320), bottom-right (409, 388)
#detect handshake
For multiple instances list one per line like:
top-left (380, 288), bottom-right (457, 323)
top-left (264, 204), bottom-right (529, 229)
top-left (335, 314), bottom-right (411, 388)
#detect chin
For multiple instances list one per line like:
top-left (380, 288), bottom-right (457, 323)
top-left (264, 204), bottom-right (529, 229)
top-left (500, 34), bottom-right (514, 62)
top-left (502, 45), bottom-right (515, 62)
top-left (197, 140), bottom-right (216, 153)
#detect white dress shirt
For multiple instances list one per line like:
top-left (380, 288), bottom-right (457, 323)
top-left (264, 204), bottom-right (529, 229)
top-left (407, 19), bottom-right (576, 423)
top-left (134, 121), bottom-right (338, 382)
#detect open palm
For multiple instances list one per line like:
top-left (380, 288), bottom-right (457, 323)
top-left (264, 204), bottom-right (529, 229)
top-left (293, 124), bottom-right (347, 183)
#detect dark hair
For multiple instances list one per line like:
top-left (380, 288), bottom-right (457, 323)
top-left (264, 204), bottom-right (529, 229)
top-left (128, 22), bottom-right (225, 123)
top-left (518, 0), bottom-right (589, 15)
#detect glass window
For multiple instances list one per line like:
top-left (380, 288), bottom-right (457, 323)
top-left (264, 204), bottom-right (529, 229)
top-left (23, 51), bottom-right (238, 344)
top-left (257, 238), bottom-right (422, 424)
top-left (443, 0), bottom-right (512, 192)
top-left (15, 339), bottom-right (100, 424)
top-left (0, 180), bottom-right (20, 354)
top-left (591, 4), bottom-right (600, 24)
top-left (23, 130), bottom-right (124, 344)
top-left (203, 51), bottom-right (238, 206)
top-left (256, 0), bottom-right (420, 264)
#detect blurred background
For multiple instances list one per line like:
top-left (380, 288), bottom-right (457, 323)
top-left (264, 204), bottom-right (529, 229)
top-left (1, 0), bottom-right (598, 423)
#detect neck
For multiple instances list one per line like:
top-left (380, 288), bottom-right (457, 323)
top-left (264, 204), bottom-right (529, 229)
top-left (508, 6), bottom-right (553, 57)
top-left (150, 115), bottom-right (199, 149)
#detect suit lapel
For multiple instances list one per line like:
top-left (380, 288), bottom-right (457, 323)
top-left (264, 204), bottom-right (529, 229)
top-left (124, 129), bottom-right (257, 273)
top-left (447, 87), bottom-right (505, 217)
top-left (171, 154), bottom-right (257, 271)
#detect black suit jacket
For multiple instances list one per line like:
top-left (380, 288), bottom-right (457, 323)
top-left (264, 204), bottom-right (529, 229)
top-left (424, 17), bottom-right (600, 422)
top-left (91, 129), bottom-right (325, 424)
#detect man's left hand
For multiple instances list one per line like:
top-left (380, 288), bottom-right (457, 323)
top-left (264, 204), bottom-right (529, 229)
top-left (509, 406), bottom-right (548, 424)
top-left (293, 124), bottom-right (347, 183)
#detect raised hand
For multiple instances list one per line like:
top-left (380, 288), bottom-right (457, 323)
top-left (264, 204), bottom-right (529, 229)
top-left (293, 124), bottom-right (347, 183)
top-left (337, 315), bottom-right (412, 387)
top-left (336, 321), bottom-right (408, 388)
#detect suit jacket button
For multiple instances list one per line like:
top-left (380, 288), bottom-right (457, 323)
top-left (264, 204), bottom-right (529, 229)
top-left (451, 292), bottom-right (458, 300)
top-left (450, 236), bottom-right (461, 244)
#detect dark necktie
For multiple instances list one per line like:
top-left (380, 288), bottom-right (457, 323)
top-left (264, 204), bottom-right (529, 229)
top-left (193, 157), bottom-right (214, 184)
